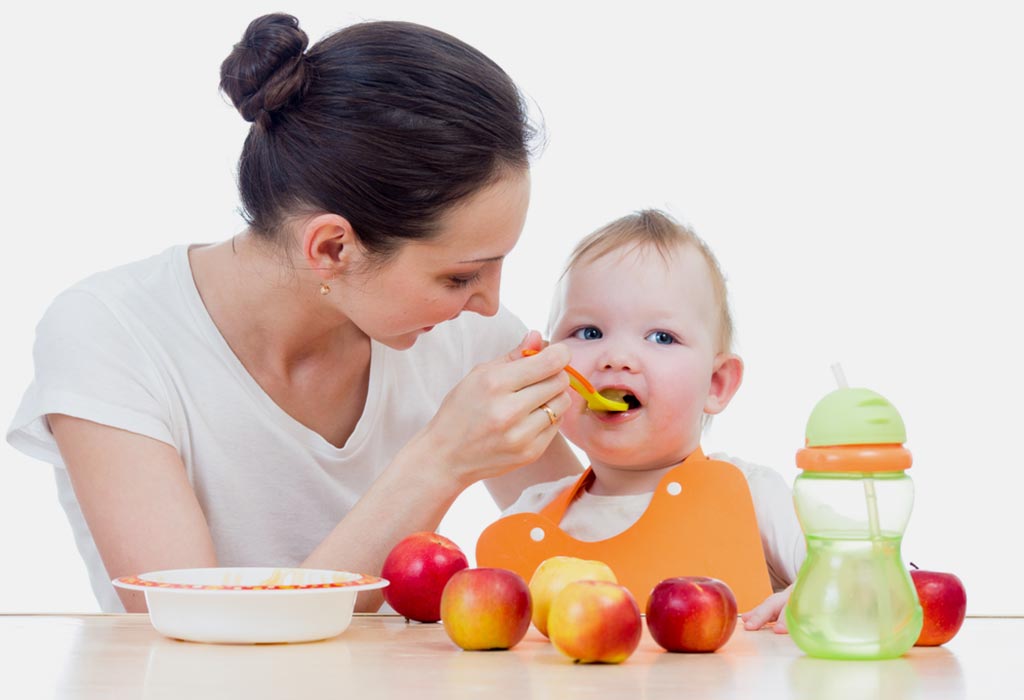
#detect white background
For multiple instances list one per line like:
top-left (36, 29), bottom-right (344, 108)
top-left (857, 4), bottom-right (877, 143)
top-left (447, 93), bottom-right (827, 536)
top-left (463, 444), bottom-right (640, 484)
top-left (1, 1), bottom-right (1020, 614)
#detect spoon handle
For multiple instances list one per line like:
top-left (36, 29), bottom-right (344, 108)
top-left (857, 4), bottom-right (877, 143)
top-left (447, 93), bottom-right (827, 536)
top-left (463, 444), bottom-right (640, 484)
top-left (521, 349), bottom-right (627, 411)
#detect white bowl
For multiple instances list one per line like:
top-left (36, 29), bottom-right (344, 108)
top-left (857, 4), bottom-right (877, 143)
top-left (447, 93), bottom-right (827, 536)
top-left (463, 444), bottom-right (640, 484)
top-left (113, 567), bottom-right (388, 644)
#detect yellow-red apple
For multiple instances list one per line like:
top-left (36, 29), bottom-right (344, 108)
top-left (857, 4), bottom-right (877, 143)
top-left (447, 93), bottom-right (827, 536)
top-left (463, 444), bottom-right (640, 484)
top-left (381, 531), bottom-right (468, 623)
top-left (528, 555), bottom-right (617, 637)
top-left (440, 567), bottom-right (532, 650)
top-left (547, 580), bottom-right (642, 664)
top-left (645, 576), bottom-right (738, 653)
top-left (911, 567), bottom-right (967, 646)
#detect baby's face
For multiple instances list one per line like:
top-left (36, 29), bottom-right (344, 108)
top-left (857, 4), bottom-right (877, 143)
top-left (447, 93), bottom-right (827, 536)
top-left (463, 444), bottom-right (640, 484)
top-left (549, 243), bottom-right (723, 472)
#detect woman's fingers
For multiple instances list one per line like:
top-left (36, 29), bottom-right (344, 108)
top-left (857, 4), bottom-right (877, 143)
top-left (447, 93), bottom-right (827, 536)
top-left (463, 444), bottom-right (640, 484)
top-left (464, 347), bottom-right (570, 421)
top-left (530, 391), bottom-right (572, 432)
top-left (419, 336), bottom-right (575, 486)
top-left (512, 342), bottom-right (570, 383)
top-left (505, 341), bottom-right (571, 407)
top-left (508, 329), bottom-right (544, 360)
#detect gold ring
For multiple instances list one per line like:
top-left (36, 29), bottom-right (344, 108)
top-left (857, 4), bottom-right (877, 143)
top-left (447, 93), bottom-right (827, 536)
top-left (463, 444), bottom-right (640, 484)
top-left (541, 403), bottom-right (557, 426)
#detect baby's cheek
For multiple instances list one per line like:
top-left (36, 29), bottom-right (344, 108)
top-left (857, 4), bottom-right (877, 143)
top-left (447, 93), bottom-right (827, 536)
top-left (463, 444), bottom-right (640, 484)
top-left (651, 406), bottom-right (705, 447)
top-left (558, 409), bottom-right (586, 446)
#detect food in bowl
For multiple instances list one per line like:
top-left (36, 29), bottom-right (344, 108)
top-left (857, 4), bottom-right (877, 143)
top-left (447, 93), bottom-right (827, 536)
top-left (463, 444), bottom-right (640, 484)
top-left (113, 567), bottom-right (387, 644)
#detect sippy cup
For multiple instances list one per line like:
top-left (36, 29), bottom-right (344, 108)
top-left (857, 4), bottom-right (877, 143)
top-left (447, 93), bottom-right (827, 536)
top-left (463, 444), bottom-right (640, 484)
top-left (785, 381), bottom-right (923, 660)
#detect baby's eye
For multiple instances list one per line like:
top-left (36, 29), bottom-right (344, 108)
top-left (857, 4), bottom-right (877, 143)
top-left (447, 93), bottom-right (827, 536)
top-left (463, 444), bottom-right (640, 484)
top-left (645, 330), bottom-right (676, 345)
top-left (572, 326), bottom-right (603, 341)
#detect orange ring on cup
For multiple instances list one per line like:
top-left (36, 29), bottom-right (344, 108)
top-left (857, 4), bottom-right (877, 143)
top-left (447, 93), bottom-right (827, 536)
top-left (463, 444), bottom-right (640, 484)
top-left (796, 444), bottom-right (913, 472)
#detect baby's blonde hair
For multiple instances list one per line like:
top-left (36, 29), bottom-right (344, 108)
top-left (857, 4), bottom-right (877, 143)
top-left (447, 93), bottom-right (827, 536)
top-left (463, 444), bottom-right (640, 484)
top-left (555, 209), bottom-right (734, 352)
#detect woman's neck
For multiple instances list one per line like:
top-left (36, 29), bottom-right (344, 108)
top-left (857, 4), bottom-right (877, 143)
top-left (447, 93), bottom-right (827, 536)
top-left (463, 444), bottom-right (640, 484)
top-left (188, 232), bottom-right (368, 381)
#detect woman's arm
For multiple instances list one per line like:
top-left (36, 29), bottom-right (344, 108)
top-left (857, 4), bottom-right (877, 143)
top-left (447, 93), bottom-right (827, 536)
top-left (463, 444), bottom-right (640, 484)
top-left (52, 343), bottom-right (574, 613)
top-left (303, 341), bottom-right (575, 611)
top-left (53, 411), bottom-right (470, 613)
top-left (483, 434), bottom-right (581, 511)
top-left (49, 414), bottom-right (218, 613)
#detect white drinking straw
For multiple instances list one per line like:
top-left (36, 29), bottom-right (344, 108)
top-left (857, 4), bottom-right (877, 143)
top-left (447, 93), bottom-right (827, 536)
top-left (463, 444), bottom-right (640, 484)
top-left (832, 363), bottom-right (884, 540)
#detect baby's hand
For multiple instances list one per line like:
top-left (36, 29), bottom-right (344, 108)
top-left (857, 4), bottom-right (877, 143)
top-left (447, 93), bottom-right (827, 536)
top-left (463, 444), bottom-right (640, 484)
top-left (741, 584), bottom-right (793, 634)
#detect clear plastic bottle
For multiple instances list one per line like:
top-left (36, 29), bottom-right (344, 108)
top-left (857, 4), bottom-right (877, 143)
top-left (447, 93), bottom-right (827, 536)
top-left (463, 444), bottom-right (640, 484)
top-left (785, 387), bottom-right (923, 660)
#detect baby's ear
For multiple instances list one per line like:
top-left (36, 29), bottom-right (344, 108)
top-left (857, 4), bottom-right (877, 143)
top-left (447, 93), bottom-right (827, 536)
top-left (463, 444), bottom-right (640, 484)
top-left (704, 354), bottom-right (744, 415)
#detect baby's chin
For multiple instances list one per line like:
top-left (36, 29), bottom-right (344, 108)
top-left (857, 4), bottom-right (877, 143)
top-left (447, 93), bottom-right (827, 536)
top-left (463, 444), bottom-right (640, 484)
top-left (564, 422), bottom-right (703, 472)
top-left (594, 459), bottom-right (682, 473)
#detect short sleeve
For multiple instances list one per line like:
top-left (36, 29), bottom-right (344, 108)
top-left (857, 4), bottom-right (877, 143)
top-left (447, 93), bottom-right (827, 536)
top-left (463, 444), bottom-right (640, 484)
top-left (6, 289), bottom-right (175, 467)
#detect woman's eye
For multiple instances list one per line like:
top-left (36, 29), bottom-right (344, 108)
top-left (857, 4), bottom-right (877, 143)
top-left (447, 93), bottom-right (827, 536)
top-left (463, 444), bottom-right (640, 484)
top-left (572, 326), bottom-right (603, 341)
top-left (645, 330), bottom-right (676, 345)
top-left (447, 272), bottom-right (481, 288)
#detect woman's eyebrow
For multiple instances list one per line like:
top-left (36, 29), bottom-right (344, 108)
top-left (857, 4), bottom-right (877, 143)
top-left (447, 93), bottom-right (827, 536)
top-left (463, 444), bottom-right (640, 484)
top-left (457, 254), bottom-right (505, 264)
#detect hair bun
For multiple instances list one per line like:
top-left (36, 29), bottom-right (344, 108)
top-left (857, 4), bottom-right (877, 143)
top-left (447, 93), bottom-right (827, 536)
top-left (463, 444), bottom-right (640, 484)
top-left (220, 13), bottom-right (310, 127)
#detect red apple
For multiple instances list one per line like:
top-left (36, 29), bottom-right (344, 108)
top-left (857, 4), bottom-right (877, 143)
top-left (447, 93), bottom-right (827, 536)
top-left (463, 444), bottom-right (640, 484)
top-left (440, 568), bottom-right (532, 650)
top-left (547, 580), bottom-right (642, 664)
top-left (646, 576), bottom-right (738, 653)
top-left (381, 532), bottom-right (469, 623)
top-left (911, 567), bottom-right (967, 646)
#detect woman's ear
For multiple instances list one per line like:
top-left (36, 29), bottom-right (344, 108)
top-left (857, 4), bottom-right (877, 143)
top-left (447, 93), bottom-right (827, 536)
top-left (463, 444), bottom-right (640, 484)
top-left (704, 353), bottom-right (744, 415)
top-left (300, 213), bottom-right (359, 280)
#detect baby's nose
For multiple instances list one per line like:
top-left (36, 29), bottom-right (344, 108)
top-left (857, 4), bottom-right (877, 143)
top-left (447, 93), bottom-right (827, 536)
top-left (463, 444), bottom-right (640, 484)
top-left (599, 346), bottom-right (637, 372)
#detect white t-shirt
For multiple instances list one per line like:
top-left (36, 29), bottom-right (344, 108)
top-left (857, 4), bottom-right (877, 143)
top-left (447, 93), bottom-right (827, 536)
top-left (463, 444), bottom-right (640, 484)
top-left (7, 245), bottom-right (526, 612)
top-left (503, 453), bottom-right (806, 592)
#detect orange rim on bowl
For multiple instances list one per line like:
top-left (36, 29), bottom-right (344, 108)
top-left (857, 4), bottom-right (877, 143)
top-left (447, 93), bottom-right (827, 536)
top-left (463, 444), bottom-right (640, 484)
top-left (113, 568), bottom-right (387, 593)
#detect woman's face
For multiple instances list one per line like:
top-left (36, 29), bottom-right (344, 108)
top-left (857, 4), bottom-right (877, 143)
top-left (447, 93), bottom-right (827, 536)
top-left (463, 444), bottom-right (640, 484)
top-left (336, 170), bottom-right (531, 350)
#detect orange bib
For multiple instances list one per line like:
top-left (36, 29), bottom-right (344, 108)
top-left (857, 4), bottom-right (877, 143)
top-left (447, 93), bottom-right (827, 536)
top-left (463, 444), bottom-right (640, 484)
top-left (476, 448), bottom-right (772, 610)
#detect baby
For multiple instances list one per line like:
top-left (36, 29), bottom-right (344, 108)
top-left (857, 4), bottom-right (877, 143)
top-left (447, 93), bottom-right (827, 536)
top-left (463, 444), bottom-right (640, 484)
top-left (502, 209), bottom-right (803, 630)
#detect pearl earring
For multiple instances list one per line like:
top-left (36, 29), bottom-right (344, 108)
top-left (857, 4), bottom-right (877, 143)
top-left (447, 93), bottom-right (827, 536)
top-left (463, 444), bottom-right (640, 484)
top-left (319, 282), bottom-right (331, 296)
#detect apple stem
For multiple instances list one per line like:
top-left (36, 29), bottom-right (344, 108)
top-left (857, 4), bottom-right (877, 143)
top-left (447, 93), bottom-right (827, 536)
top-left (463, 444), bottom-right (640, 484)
top-left (910, 562), bottom-right (919, 570)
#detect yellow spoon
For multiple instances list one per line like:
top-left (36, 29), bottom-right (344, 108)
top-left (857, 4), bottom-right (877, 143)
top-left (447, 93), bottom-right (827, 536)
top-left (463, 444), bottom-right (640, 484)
top-left (522, 349), bottom-right (629, 412)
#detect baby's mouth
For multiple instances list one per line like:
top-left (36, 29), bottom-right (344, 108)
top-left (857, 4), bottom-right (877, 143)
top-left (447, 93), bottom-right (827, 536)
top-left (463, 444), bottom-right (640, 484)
top-left (597, 388), bottom-right (642, 411)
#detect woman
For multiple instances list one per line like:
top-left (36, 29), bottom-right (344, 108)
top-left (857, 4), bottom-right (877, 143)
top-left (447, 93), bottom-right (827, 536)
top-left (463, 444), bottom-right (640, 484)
top-left (6, 13), bottom-right (579, 612)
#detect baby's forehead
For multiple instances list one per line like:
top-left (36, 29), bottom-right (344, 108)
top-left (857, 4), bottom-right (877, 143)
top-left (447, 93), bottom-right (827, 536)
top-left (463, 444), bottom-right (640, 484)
top-left (553, 228), bottom-right (732, 351)
top-left (572, 239), bottom-right (709, 280)
top-left (554, 243), bottom-right (718, 315)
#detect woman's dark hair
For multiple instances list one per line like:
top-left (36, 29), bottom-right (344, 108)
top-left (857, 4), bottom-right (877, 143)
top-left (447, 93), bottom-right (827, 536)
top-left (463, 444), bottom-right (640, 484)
top-left (219, 13), bottom-right (537, 259)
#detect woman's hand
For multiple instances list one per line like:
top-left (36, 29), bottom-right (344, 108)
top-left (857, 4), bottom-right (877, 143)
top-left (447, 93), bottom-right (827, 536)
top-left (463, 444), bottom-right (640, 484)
top-left (410, 330), bottom-right (572, 490)
top-left (302, 329), bottom-right (575, 610)
top-left (741, 584), bottom-right (793, 634)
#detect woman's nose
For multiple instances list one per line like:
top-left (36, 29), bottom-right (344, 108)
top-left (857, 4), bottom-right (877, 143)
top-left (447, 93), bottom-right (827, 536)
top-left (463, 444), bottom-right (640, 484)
top-left (463, 270), bottom-right (500, 317)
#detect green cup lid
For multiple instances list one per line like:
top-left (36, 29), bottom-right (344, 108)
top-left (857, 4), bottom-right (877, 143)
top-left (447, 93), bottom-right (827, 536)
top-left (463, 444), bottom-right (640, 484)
top-left (805, 387), bottom-right (906, 447)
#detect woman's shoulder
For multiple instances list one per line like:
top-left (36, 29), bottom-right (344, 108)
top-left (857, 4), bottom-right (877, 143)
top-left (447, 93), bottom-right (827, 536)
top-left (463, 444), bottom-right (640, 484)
top-left (41, 246), bottom-right (191, 334)
top-left (60, 246), bottom-right (185, 302)
top-left (31, 245), bottom-right (205, 384)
